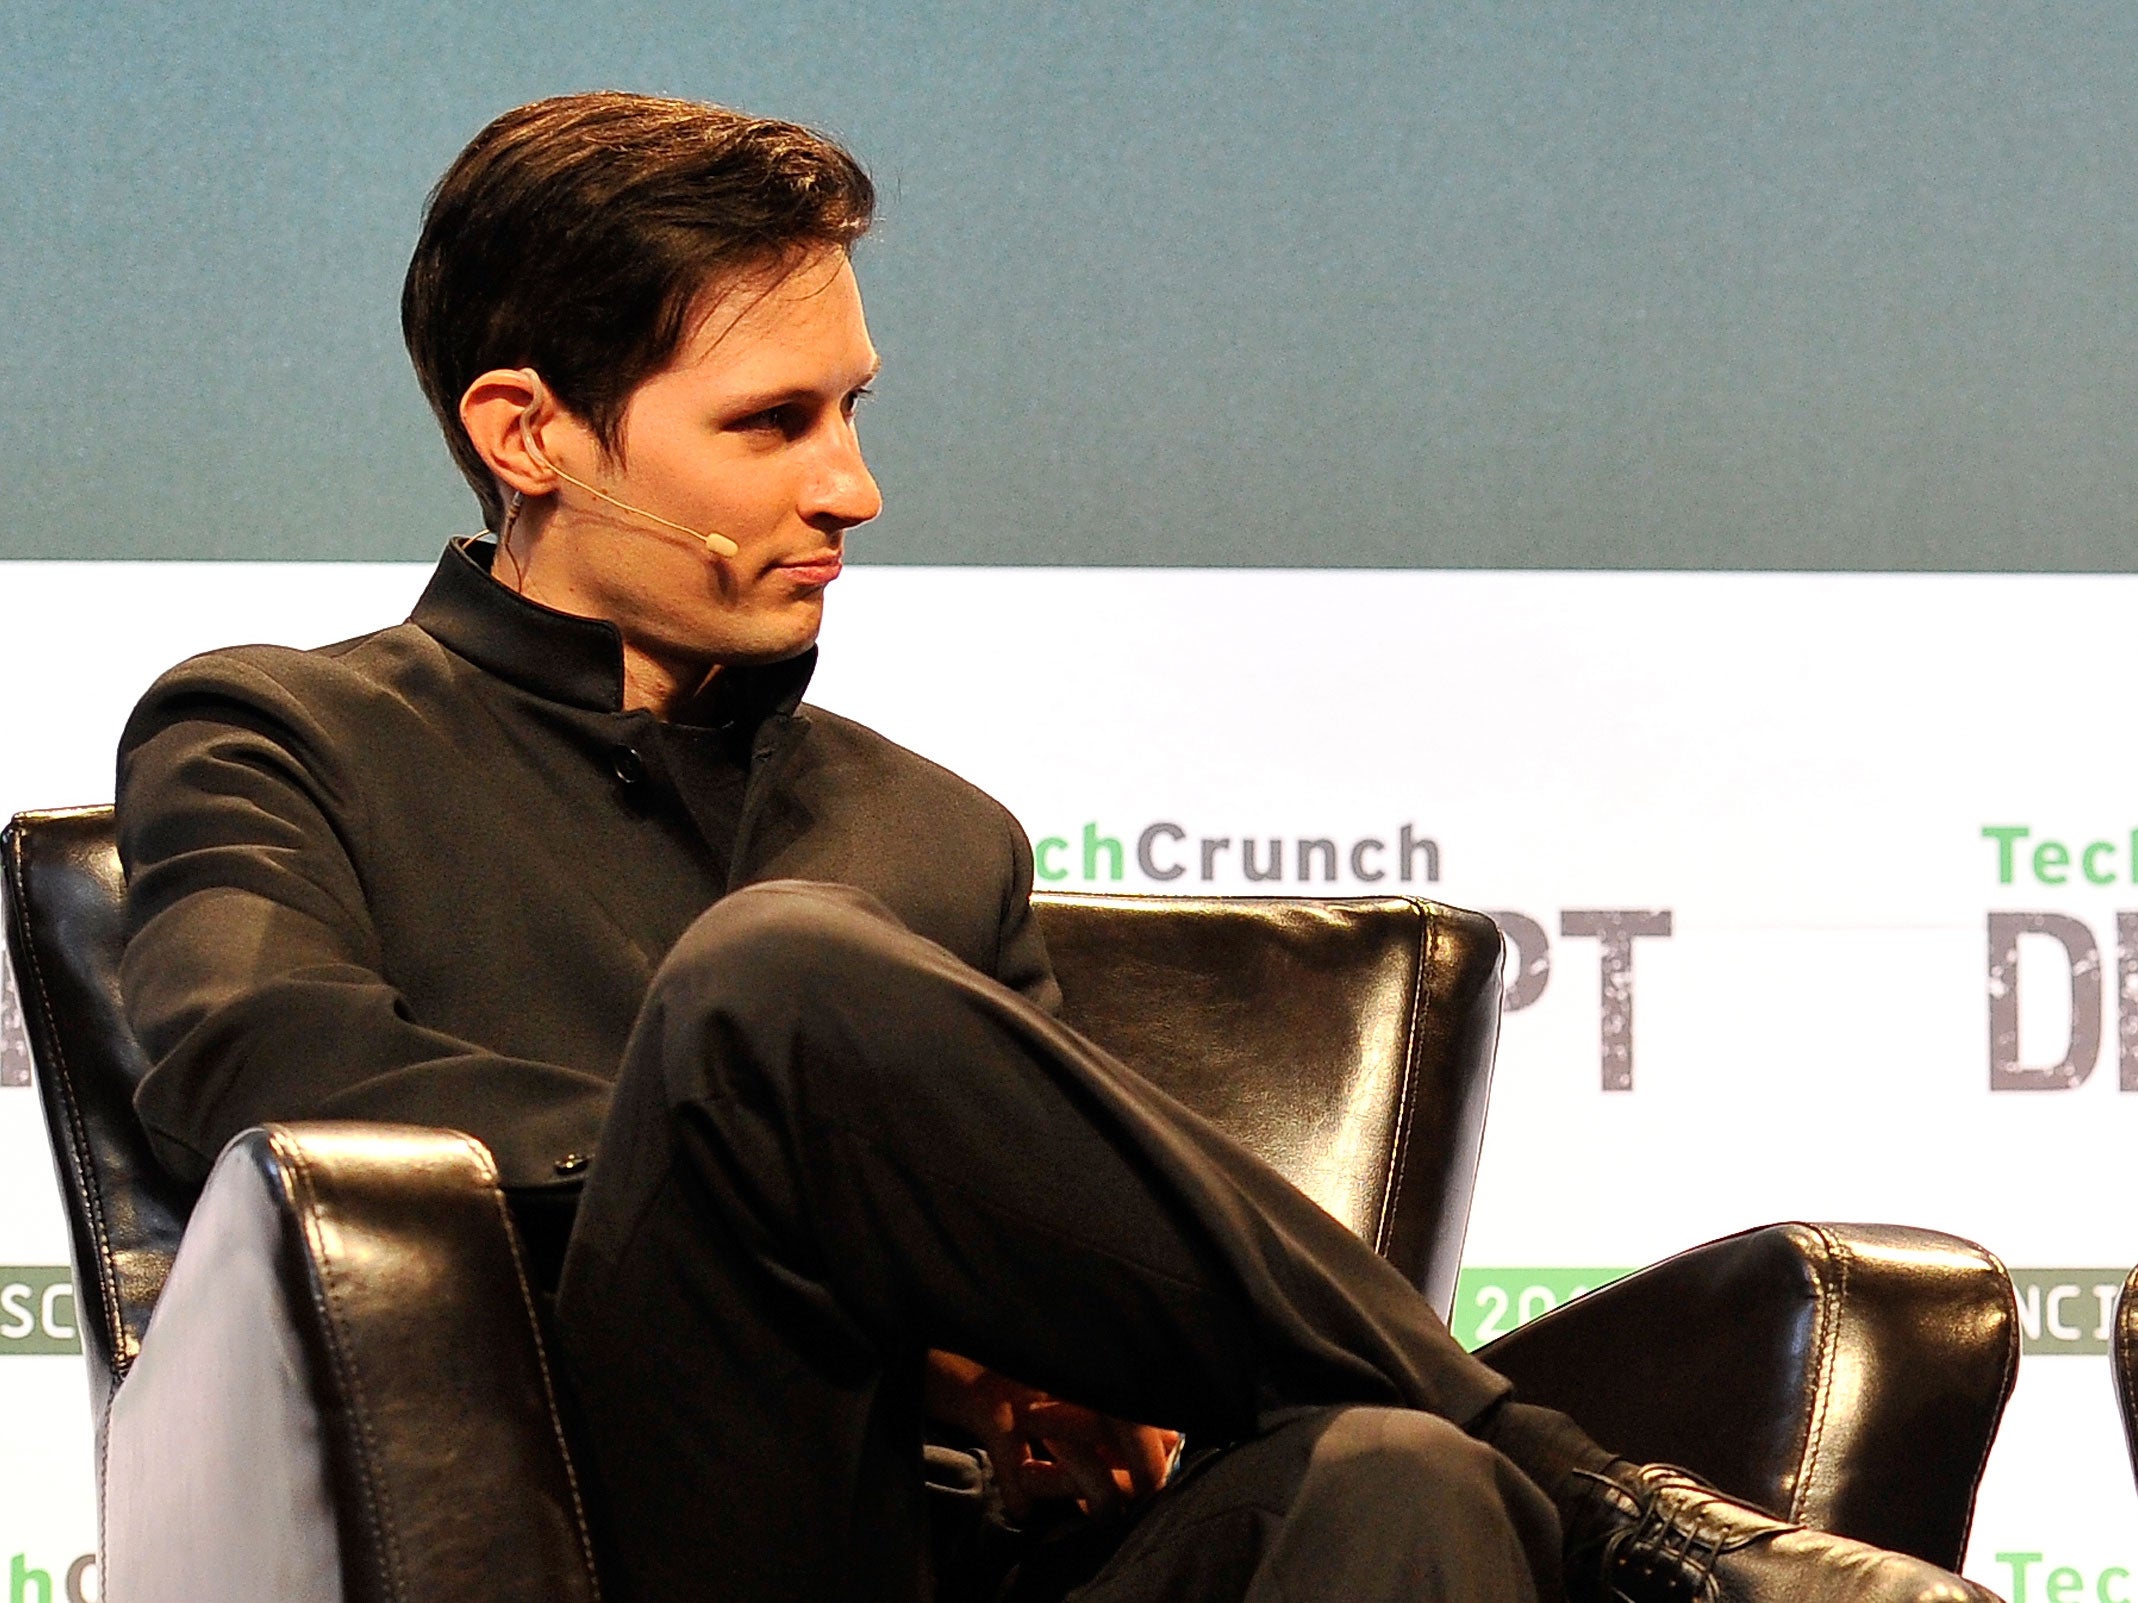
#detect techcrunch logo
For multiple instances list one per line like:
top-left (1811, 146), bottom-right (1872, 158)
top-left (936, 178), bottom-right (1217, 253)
top-left (1458, 1267), bottom-right (2116, 1359)
top-left (1984, 825), bottom-right (2138, 888)
top-left (1994, 1555), bottom-right (2135, 1603)
top-left (1032, 821), bottom-right (1443, 886)
top-left (3, 1554), bottom-right (95, 1603)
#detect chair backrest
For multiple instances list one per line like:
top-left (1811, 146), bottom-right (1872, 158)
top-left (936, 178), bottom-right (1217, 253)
top-left (0, 807), bottom-right (1505, 1435)
top-left (2, 808), bottom-right (193, 1433)
top-left (1033, 892), bottom-right (1502, 1316)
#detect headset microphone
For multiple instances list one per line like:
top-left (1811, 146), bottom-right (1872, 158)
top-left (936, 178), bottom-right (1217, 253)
top-left (514, 374), bottom-right (742, 559)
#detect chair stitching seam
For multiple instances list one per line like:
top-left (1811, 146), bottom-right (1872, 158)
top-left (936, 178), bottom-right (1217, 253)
top-left (1375, 900), bottom-right (1431, 1262)
top-left (282, 1137), bottom-right (409, 1603)
top-left (6, 842), bottom-right (127, 1382)
top-left (462, 1132), bottom-right (605, 1597)
top-left (1952, 1250), bottom-right (2020, 1556)
top-left (1792, 1223), bottom-right (1846, 1524)
top-left (2119, 1288), bottom-right (2137, 1433)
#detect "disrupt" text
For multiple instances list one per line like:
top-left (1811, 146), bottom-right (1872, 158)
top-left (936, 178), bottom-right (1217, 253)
top-left (1987, 912), bottom-right (2138, 1091)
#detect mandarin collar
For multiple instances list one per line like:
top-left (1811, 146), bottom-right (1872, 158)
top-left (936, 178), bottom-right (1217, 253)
top-left (410, 539), bottom-right (817, 727)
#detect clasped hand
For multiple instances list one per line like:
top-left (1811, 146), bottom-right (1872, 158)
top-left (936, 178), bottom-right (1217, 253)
top-left (923, 1350), bottom-right (1182, 1522)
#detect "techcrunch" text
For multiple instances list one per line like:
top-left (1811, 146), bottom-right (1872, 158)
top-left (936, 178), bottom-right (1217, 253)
top-left (1034, 822), bottom-right (1440, 885)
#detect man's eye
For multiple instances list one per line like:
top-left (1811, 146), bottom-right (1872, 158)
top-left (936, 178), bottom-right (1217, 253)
top-left (843, 385), bottom-right (876, 418)
top-left (740, 405), bottom-right (802, 435)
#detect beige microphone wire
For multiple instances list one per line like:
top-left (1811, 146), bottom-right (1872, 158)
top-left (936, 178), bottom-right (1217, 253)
top-left (515, 374), bottom-right (743, 558)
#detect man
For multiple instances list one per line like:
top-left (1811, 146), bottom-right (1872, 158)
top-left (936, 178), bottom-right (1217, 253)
top-left (115, 92), bottom-right (1997, 1603)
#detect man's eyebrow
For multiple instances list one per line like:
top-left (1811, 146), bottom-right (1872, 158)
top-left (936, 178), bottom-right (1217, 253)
top-left (723, 364), bottom-right (882, 414)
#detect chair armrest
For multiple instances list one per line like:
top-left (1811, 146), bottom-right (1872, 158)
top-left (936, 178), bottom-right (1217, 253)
top-left (102, 1122), bottom-right (601, 1603)
top-left (1476, 1221), bottom-right (2017, 1571)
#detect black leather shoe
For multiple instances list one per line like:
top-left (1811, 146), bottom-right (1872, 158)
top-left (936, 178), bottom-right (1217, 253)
top-left (1565, 1464), bottom-right (2003, 1603)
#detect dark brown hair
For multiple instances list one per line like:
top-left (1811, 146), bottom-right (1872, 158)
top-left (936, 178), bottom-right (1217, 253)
top-left (402, 92), bottom-right (876, 530)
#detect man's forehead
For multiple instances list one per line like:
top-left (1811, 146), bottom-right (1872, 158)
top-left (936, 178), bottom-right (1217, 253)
top-left (678, 249), bottom-right (865, 364)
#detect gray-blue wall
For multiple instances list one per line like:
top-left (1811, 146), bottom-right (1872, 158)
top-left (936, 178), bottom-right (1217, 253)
top-left (6, 1), bottom-right (2133, 566)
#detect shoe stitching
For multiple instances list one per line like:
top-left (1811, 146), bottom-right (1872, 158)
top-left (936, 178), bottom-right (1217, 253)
top-left (1573, 1468), bottom-right (1751, 1603)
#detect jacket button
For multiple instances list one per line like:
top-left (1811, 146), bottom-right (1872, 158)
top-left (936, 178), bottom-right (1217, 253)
top-left (554, 1152), bottom-right (590, 1177)
top-left (609, 746), bottom-right (646, 788)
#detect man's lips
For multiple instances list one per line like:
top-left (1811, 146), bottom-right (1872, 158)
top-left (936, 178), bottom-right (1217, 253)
top-left (776, 555), bottom-right (844, 586)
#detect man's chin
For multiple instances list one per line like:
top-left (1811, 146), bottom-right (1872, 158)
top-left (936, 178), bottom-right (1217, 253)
top-left (699, 614), bottom-right (824, 669)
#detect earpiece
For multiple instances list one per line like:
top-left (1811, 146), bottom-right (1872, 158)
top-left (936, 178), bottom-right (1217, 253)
top-left (513, 372), bottom-right (742, 559)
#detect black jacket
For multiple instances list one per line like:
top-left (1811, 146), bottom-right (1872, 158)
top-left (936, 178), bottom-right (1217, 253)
top-left (116, 541), bottom-right (1057, 1190)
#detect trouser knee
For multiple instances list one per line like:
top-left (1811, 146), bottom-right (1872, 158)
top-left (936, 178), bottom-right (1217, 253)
top-left (1303, 1408), bottom-right (1497, 1493)
top-left (638, 879), bottom-right (980, 1118)
top-left (652, 879), bottom-right (907, 1023)
top-left (1293, 1408), bottom-right (1551, 1543)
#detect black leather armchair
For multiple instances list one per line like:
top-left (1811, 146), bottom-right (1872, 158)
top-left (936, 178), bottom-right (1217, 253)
top-left (4, 806), bottom-right (2018, 1601)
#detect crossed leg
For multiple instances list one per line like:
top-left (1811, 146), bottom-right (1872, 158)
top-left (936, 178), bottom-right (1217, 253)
top-left (551, 880), bottom-right (1541, 1603)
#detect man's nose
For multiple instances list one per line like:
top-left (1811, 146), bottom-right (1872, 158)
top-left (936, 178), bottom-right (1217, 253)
top-left (803, 430), bottom-right (882, 531)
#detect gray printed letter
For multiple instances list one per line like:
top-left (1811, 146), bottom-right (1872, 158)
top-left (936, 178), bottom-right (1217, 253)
top-left (1398, 824), bottom-right (1440, 883)
top-left (1137, 822), bottom-right (1187, 881)
top-left (2122, 913), bottom-right (2138, 1092)
top-left (1486, 912), bottom-right (1551, 1013)
top-left (1296, 838), bottom-right (1337, 882)
top-left (1559, 910), bottom-right (1673, 1091)
top-left (1989, 912), bottom-right (2101, 1091)
top-left (1350, 838), bottom-right (1386, 882)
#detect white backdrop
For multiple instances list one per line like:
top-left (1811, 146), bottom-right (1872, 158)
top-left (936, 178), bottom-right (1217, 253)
top-left (2, 561), bottom-right (2134, 1593)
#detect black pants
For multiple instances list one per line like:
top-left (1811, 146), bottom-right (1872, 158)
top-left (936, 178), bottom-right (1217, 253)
top-left (549, 880), bottom-right (1557, 1602)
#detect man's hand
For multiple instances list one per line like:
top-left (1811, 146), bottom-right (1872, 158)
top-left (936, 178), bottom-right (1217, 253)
top-left (923, 1349), bottom-right (1182, 1522)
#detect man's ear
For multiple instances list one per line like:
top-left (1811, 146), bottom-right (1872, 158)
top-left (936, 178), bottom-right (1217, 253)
top-left (460, 368), bottom-right (562, 499)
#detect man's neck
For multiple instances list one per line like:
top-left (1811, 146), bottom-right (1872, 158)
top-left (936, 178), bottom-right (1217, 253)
top-left (621, 645), bottom-right (719, 719)
top-left (487, 530), bottom-right (718, 719)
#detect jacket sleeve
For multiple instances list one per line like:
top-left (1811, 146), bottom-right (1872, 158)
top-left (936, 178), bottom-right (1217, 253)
top-left (991, 806), bottom-right (1063, 1017)
top-left (115, 654), bottom-right (608, 1189)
